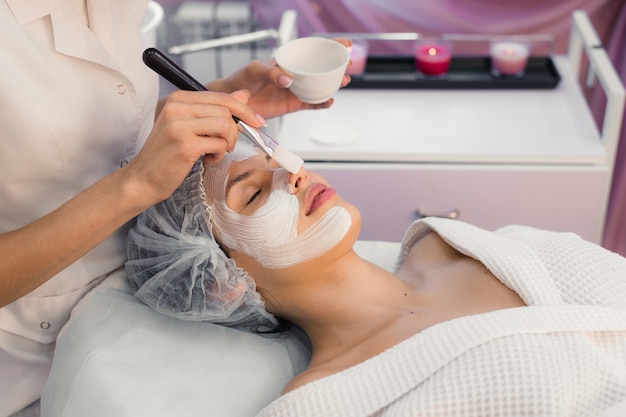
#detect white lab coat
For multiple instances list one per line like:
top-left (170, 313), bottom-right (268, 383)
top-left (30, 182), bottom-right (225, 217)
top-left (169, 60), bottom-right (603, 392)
top-left (0, 1), bottom-right (157, 414)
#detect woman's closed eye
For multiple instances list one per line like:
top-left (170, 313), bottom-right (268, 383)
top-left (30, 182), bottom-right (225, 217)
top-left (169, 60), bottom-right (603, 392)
top-left (237, 181), bottom-right (273, 214)
top-left (225, 154), bottom-right (281, 213)
top-left (246, 188), bottom-right (263, 206)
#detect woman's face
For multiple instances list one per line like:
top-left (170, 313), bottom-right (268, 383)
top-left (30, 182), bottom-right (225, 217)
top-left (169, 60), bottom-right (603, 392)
top-left (204, 151), bottom-right (360, 269)
top-left (225, 154), bottom-right (339, 232)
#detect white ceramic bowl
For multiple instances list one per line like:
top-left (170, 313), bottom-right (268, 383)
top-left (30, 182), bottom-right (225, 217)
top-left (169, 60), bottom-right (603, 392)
top-left (274, 37), bottom-right (350, 104)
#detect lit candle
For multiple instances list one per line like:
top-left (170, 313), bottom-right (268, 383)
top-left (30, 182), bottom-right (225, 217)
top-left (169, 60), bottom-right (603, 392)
top-left (346, 40), bottom-right (368, 76)
top-left (490, 41), bottom-right (530, 77)
top-left (414, 41), bottom-right (452, 76)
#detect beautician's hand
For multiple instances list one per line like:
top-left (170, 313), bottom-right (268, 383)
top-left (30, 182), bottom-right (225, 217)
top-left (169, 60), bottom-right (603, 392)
top-left (124, 89), bottom-right (264, 204)
top-left (208, 39), bottom-right (352, 119)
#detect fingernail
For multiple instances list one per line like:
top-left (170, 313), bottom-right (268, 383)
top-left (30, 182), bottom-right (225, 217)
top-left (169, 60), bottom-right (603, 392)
top-left (256, 114), bottom-right (267, 127)
top-left (278, 75), bottom-right (293, 88)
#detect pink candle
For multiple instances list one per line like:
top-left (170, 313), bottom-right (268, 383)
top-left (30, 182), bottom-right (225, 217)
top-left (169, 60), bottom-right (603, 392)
top-left (414, 43), bottom-right (451, 76)
top-left (490, 41), bottom-right (529, 76)
top-left (346, 42), bottom-right (368, 76)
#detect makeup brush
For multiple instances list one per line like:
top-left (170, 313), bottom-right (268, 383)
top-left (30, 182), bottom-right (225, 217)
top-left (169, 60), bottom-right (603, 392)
top-left (142, 48), bottom-right (304, 174)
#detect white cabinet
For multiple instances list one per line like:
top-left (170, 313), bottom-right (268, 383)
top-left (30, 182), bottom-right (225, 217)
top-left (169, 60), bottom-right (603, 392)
top-left (276, 13), bottom-right (624, 243)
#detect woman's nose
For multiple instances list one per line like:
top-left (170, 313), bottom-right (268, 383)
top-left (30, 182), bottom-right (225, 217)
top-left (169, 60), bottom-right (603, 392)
top-left (288, 166), bottom-right (308, 194)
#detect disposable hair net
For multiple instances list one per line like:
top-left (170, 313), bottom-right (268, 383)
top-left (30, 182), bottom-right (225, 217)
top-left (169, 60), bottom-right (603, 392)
top-left (125, 153), bottom-right (278, 331)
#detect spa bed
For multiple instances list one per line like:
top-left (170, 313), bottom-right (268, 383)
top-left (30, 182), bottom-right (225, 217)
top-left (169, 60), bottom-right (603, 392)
top-left (40, 219), bottom-right (626, 417)
top-left (40, 240), bottom-right (400, 417)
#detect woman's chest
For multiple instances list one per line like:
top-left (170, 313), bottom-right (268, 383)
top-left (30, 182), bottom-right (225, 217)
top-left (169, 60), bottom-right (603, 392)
top-left (397, 231), bottom-right (526, 318)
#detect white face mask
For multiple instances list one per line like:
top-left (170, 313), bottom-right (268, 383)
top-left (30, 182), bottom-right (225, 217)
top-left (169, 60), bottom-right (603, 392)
top-left (204, 150), bottom-right (351, 269)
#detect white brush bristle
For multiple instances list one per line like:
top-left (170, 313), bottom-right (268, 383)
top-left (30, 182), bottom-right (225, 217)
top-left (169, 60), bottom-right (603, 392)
top-left (272, 146), bottom-right (304, 174)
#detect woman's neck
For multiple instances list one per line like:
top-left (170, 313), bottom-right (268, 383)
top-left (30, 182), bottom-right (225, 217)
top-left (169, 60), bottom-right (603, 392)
top-left (277, 231), bottom-right (527, 391)
top-left (277, 250), bottom-right (425, 363)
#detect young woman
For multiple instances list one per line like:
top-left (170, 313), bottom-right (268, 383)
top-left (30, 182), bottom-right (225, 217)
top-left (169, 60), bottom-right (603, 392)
top-left (127, 146), bottom-right (626, 416)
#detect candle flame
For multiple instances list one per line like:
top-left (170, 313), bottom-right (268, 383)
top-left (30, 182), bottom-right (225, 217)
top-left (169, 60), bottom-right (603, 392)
top-left (428, 47), bottom-right (437, 56)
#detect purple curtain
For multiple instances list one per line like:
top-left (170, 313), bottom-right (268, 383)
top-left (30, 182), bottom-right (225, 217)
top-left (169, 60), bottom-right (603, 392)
top-left (252, 0), bottom-right (626, 254)
top-left (251, 0), bottom-right (622, 52)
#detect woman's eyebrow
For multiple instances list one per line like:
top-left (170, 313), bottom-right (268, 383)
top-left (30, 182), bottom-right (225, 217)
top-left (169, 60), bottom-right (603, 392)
top-left (225, 156), bottom-right (271, 196)
top-left (226, 170), bottom-right (252, 196)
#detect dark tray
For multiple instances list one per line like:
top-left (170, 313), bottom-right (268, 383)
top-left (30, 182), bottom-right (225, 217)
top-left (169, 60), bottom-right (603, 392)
top-left (344, 56), bottom-right (561, 89)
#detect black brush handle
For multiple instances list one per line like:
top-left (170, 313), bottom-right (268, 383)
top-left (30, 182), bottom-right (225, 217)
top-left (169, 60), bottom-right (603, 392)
top-left (142, 48), bottom-right (243, 123)
top-left (143, 47), bottom-right (208, 92)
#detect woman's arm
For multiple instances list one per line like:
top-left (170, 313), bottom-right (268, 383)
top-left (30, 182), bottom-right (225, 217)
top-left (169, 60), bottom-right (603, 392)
top-left (208, 59), bottom-right (350, 120)
top-left (0, 90), bottom-right (264, 307)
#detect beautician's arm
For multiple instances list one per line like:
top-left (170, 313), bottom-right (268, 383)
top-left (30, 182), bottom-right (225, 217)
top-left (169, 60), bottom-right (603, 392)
top-left (207, 59), bottom-right (350, 119)
top-left (0, 90), bottom-right (264, 308)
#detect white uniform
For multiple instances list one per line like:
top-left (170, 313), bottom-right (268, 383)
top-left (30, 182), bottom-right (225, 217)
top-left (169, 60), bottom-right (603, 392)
top-left (0, 1), bottom-right (157, 414)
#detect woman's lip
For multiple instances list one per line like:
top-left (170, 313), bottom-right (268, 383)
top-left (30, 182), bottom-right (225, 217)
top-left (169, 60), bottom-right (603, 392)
top-left (305, 183), bottom-right (336, 215)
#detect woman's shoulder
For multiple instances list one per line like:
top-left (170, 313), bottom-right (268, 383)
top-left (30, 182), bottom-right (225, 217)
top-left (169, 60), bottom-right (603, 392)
top-left (281, 366), bottom-right (337, 394)
top-left (396, 218), bottom-right (459, 270)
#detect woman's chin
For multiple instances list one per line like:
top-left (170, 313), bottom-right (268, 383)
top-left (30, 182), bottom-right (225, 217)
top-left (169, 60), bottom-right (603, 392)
top-left (342, 201), bottom-right (362, 240)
